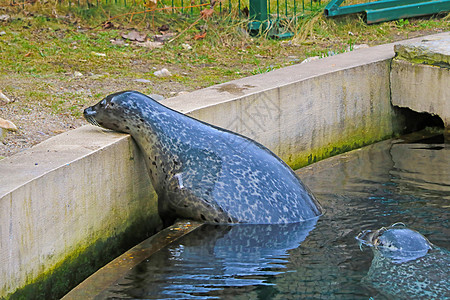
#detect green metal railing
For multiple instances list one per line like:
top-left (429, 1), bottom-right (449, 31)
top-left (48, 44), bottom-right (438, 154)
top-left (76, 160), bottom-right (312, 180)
top-left (6, 0), bottom-right (449, 34)
top-left (6, 0), bottom-right (324, 37)
top-left (325, 0), bottom-right (450, 23)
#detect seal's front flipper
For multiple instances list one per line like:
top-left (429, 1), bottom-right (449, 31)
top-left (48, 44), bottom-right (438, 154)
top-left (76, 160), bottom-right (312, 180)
top-left (165, 169), bottom-right (234, 224)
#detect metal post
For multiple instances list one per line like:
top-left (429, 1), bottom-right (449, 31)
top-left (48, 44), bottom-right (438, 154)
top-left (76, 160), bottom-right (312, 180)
top-left (249, 0), bottom-right (268, 22)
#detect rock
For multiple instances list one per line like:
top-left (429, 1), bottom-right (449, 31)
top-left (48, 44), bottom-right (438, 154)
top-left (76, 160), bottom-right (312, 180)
top-left (154, 68), bottom-right (172, 77)
top-left (122, 30), bottom-right (147, 42)
top-left (394, 34), bottom-right (450, 66)
top-left (182, 43), bottom-right (192, 50)
top-left (0, 31), bottom-right (6, 36)
top-left (0, 118), bottom-right (17, 142)
top-left (0, 91), bottom-right (11, 105)
top-left (300, 56), bottom-right (320, 64)
top-left (0, 15), bottom-right (10, 22)
top-left (154, 33), bottom-right (176, 43)
top-left (110, 39), bottom-right (126, 46)
top-left (73, 71), bottom-right (83, 77)
top-left (136, 41), bottom-right (163, 49)
top-left (92, 52), bottom-right (106, 57)
top-left (134, 78), bottom-right (151, 83)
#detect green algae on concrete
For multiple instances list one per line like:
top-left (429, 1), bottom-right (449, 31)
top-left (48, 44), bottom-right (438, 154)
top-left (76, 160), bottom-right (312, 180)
top-left (0, 127), bottom-right (162, 300)
top-left (5, 212), bottom-right (161, 300)
top-left (285, 132), bottom-right (397, 171)
top-left (394, 34), bottom-right (450, 68)
top-left (63, 221), bottom-right (204, 299)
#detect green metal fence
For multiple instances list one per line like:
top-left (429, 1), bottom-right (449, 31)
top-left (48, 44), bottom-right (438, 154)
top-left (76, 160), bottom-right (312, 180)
top-left (5, 0), bottom-right (324, 21)
top-left (4, 0), bottom-right (325, 37)
top-left (325, 0), bottom-right (450, 24)
top-left (5, 0), bottom-right (449, 34)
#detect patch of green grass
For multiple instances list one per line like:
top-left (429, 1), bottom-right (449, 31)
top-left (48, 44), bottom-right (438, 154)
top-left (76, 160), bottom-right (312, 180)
top-left (0, 0), bottom-right (449, 117)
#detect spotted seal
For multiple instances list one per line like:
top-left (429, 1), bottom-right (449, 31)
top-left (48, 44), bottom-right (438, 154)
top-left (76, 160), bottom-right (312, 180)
top-left (356, 223), bottom-right (449, 299)
top-left (84, 91), bottom-right (322, 225)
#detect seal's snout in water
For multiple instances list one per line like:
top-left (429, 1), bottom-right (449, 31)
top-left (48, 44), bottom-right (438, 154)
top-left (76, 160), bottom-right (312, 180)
top-left (358, 223), bottom-right (447, 299)
top-left (84, 91), bottom-right (322, 225)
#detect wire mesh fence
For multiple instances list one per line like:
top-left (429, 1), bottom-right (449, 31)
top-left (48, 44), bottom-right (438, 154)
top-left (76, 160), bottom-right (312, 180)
top-left (3, 0), bottom-right (327, 21)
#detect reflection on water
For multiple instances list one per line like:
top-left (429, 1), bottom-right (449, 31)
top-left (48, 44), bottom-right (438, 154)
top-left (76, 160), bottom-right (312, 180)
top-left (100, 133), bottom-right (449, 299)
top-left (102, 221), bottom-right (317, 299)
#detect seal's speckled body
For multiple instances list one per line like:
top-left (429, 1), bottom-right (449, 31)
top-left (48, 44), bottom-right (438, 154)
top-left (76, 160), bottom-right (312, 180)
top-left (357, 224), bottom-right (449, 299)
top-left (84, 91), bottom-right (322, 225)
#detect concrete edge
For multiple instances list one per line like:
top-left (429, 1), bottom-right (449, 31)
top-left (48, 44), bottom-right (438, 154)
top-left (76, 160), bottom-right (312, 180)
top-left (165, 32), bottom-right (449, 115)
top-left (62, 220), bottom-right (203, 300)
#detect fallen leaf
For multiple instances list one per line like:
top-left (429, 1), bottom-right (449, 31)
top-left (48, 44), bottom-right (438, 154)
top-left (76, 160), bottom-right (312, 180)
top-left (144, 0), bottom-right (157, 9)
top-left (110, 38), bottom-right (125, 46)
top-left (158, 24), bottom-right (169, 32)
top-left (193, 31), bottom-right (207, 40)
top-left (102, 21), bottom-right (114, 29)
top-left (122, 30), bottom-right (147, 42)
top-left (200, 8), bottom-right (214, 19)
top-left (92, 52), bottom-right (106, 57)
top-left (24, 51), bottom-right (32, 57)
top-left (136, 40), bottom-right (163, 49)
top-left (154, 32), bottom-right (176, 43)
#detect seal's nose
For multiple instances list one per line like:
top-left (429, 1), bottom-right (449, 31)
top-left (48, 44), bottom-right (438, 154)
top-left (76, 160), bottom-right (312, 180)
top-left (83, 107), bottom-right (96, 117)
top-left (83, 107), bottom-right (101, 127)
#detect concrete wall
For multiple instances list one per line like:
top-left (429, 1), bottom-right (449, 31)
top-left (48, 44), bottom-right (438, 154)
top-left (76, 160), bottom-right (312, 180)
top-left (0, 127), bottom-right (160, 298)
top-left (1, 33), bottom-right (447, 299)
top-left (391, 59), bottom-right (449, 127)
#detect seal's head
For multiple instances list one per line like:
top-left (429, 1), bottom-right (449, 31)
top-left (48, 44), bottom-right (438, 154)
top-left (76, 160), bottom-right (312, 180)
top-left (356, 223), bottom-right (433, 263)
top-left (84, 91), bottom-right (144, 133)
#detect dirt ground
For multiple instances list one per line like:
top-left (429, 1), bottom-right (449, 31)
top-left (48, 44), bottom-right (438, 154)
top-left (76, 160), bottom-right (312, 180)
top-left (0, 73), bottom-right (193, 158)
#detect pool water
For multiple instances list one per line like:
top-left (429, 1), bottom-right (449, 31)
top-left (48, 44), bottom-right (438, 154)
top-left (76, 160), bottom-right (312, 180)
top-left (99, 132), bottom-right (449, 299)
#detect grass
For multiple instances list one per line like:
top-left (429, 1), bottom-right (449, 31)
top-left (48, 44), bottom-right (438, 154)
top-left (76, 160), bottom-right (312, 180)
top-left (0, 0), bottom-right (449, 117)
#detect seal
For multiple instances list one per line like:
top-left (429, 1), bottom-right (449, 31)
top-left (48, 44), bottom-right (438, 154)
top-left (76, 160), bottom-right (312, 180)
top-left (84, 91), bottom-right (322, 225)
top-left (356, 223), bottom-right (449, 298)
top-left (356, 223), bottom-right (433, 263)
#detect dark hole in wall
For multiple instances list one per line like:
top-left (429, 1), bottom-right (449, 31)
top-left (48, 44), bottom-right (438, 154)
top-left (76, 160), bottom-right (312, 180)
top-left (394, 106), bottom-right (445, 134)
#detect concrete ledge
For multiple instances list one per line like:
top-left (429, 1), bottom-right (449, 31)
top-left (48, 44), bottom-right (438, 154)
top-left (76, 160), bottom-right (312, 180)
top-left (391, 32), bottom-right (449, 128)
top-left (0, 126), bottom-right (160, 298)
top-left (1, 32), bottom-right (448, 299)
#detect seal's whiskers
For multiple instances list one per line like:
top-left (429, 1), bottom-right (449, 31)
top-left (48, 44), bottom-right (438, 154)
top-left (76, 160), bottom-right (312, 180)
top-left (86, 115), bottom-right (100, 127)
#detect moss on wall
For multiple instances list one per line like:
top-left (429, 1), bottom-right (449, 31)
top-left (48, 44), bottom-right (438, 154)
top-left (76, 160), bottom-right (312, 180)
top-left (286, 133), bottom-right (395, 171)
top-left (4, 214), bottom-right (161, 300)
